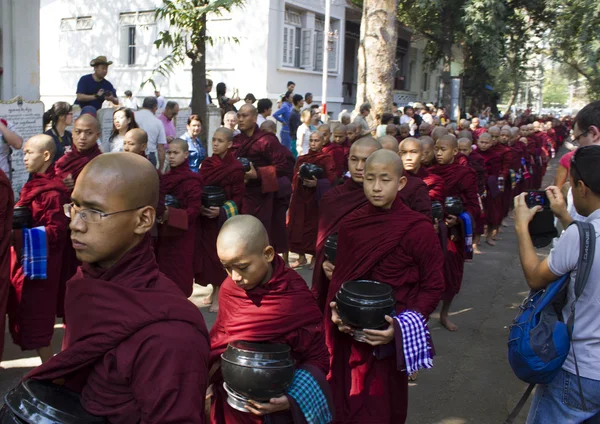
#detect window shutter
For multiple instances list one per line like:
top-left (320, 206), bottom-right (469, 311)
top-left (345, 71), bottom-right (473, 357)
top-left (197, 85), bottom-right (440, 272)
top-left (314, 30), bottom-right (324, 71)
top-left (120, 25), bottom-right (131, 65)
top-left (327, 35), bottom-right (338, 72)
top-left (282, 25), bottom-right (295, 66)
top-left (300, 29), bottom-right (313, 69)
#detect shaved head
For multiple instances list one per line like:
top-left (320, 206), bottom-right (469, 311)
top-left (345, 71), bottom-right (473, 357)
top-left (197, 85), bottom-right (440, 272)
top-left (218, 215), bottom-right (269, 257)
top-left (318, 124), bottom-right (330, 132)
top-left (400, 137), bottom-right (422, 152)
top-left (347, 123), bottom-right (358, 132)
top-left (334, 124), bottom-right (347, 134)
top-left (350, 137), bottom-right (382, 154)
top-left (378, 135), bottom-right (399, 152)
top-left (439, 134), bottom-right (458, 149)
top-left (479, 132), bottom-right (492, 142)
top-left (458, 138), bottom-right (472, 149)
top-left (28, 134), bottom-right (56, 158)
top-left (431, 126), bottom-right (449, 141)
top-left (365, 149), bottom-right (404, 177)
top-left (23, 134), bottom-right (57, 173)
top-left (488, 126), bottom-right (500, 135)
top-left (260, 120), bottom-right (277, 134)
top-left (457, 130), bottom-right (473, 141)
top-left (75, 113), bottom-right (101, 132)
top-left (214, 127), bottom-right (234, 141)
top-left (239, 104), bottom-right (258, 117)
top-left (169, 138), bottom-right (188, 152)
top-left (126, 128), bottom-right (148, 145)
top-left (420, 136), bottom-right (435, 148)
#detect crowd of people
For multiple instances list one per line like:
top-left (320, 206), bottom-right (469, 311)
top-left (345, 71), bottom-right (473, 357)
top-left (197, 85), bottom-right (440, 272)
top-left (0, 53), bottom-right (598, 423)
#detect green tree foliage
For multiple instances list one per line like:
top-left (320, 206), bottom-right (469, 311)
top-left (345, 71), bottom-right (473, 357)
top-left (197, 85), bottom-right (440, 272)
top-left (542, 68), bottom-right (569, 107)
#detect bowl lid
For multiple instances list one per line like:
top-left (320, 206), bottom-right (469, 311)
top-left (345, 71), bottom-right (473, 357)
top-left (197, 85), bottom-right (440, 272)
top-left (4, 380), bottom-right (106, 424)
top-left (228, 340), bottom-right (290, 354)
top-left (203, 186), bottom-right (226, 195)
top-left (340, 280), bottom-right (393, 300)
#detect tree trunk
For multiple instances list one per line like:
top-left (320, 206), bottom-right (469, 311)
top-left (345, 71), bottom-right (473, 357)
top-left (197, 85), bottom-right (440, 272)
top-left (191, 15), bottom-right (208, 149)
top-left (505, 72), bottom-right (520, 114)
top-left (355, 0), bottom-right (398, 122)
top-left (441, 41), bottom-right (452, 110)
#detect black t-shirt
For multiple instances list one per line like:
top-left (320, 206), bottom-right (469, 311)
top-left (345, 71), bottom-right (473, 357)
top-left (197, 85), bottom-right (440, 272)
top-left (74, 74), bottom-right (116, 110)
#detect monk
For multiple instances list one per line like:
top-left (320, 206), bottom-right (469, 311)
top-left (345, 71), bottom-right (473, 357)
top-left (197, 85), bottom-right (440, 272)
top-left (8, 135), bottom-right (69, 363)
top-left (420, 136), bottom-right (436, 168)
top-left (378, 135), bottom-right (399, 152)
top-left (385, 123), bottom-right (398, 137)
top-left (398, 124), bottom-right (411, 141)
top-left (326, 150), bottom-right (444, 423)
top-left (26, 153), bottom-right (210, 423)
top-left (476, 133), bottom-right (503, 245)
top-left (346, 123), bottom-right (360, 144)
top-left (209, 215), bottom-right (333, 424)
top-left (322, 125), bottom-right (347, 179)
top-left (196, 128), bottom-right (245, 313)
top-left (458, 138), bottom-right (487, 254)
top-left (231, 104), bottom-right (295, 255)
top-left (259, 120), bottom-right (277, 135)
top-left (312, 137), bottom-right (382, 312)
top-left (288, 131), bottom-right (336, 269)
top-left (470, 117), bottom-right (487, 141)
top-left (156, 139), bottom-right (203, 297)
top-left (318, 123), bottom-right (332, 144)
top-left (400, 138), bottom-right (445, 203)
top-left (0, 168), bottom-right (14, 362)
top-left (430, 136), bottom-right (480, 331)
top-left (488, 125), bottom-right (514, 224)
top-left (431, 126), bottom-right (449, 142)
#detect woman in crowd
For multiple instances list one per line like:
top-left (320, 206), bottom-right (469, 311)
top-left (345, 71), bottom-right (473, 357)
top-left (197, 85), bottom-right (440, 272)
top-left (106, 107), bottom-right (138, 153)
top-left (44, 101), bottom-right (73, 163)
top-left (216, 82), bottom-right (240, 120)
top-left (179, 114), bottom-right (207, 173)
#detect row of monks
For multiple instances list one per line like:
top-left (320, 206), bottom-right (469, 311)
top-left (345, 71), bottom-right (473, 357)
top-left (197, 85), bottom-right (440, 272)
top-left (0, 104), bottom-right (568, 423)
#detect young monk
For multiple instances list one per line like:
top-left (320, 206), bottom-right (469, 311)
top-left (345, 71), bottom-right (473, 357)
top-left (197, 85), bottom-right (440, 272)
top-left (318, 123), bottom-right (331, 144)
top-left (259, 119), bottom-right (277, 135)
top-left (430, 136), bottom-right (480, 331)
top-left (488, 125), bottom-right (514, 225)
top-left (156, 139), bottom-right (203, 297)
top-left (196, 128), bottom-right (245, 312)
top-left (0, 168), bottom-right (13, 362)
top-left (420, 136), bottom-right (436, 168)
top-left (26, 153), bottom-right (210, 422)
top-left (431, 126), bottom-right (449, 142)
top-left (476, 133), bottom-right (503, 245)
top-left (209, 215), bottom-right (332, 423)
top-left (419, 122), bottom-right (433, 137)
top-left (400, 137), bottom-right (445, 204)
top-left (398, 124), bottom-right (411, 141)
top-left (326, 150), bottom-right (445, 423)
top-left (8, 135), bottom-right (69, 363)
top-left (346, 123), bottom-right (360, 144)
top-left (288, 131), bottom-right (336, 269)
top-left (232, 104), bottom-right (295, 256)
top-left (123, 128), bottom-right (148, 155)
top-left (458, 138), bottom-right (487, 254)
top-left (378, 135), bottom-right (399, 152)
top-left (312, 137), bottom-right (382, 311)
top-left (385, 123), bottom-right (398, 137)
top-left (322, 125), bottom-right (346, 179)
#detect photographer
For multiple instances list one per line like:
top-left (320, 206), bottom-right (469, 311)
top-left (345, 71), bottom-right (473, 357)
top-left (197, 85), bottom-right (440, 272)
top-left (74, 56), bottom-right (118, 111)
top-left (514, 145), bottom-right (600, 422)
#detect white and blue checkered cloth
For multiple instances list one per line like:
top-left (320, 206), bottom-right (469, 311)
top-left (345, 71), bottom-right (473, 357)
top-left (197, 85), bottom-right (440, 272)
top-left (22, 226), bottom-right (47, 280)
top-left (395, 310), bottom-right (433, 375)
top-left (286, 368), bottom-right (332, 424)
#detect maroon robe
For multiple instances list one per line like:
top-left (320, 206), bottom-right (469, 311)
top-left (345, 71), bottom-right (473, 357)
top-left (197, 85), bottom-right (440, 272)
top-left (455, 152), bottom-right (470, 167)
top-left (430, 162), bottom-right (480, 301)
top-left (490, 143), bottom-right (514, 217)
top-left (195, 152), bottom-right (245, 287)
top-left (27, 235), bottom-right (210, 424)
top-left (8, 166), bottom-right (70, 350)
top-left (288, 150), bottom-right (336, 255)
top-left (471, 127), bottom-right (487, 141)
top-left (398, 172), bottom-right (432, 219)
top-left (478, 149), bottom-right (503, 226)
top-left (231, 126), bottom-right (295, 253)
top-left (210, 255), bottom-right (331, 424)
top-left (312, 179), bottom-right (369, 312)
top-left (322, 142), bottom-right (347, 179)
top-left (411, 166), bottom-right (445, 202)
top-left (156, 165), bottom-right (203, 297)
top-left (466, 151), bottom-right (488, 234)
top-left (0, 169), bottom-right (14, 361)
top-left (325, 198), bottom-right (444, 423)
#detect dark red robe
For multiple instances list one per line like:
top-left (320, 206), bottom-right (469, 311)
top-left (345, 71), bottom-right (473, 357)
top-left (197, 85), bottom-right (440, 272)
top-left (490, 143), bottom-right (514, 218)
top-left (27, 235), bottom-right (210, 424)
top-left (430, 162), bottom-right (480, 301)
top-left (398, 173), bottom-right (432, 219)
top-left (455, 152), bottom-right (470, 167)
top-left (0, 169), bottom-right (14, 361)
top-left (288, 150), bottom-right (336, 255)
top-left (477, 149), bottom-right (503, 226)
top-left (231, 126), bottom-right (295, 253)
top-left (411, 166), bottom-right (445, 202)
top-left (465, 151), bottom-right (487, 234)
top-left (210, 255), bottom-right (331, 424)
top-left (322, 142), bottom-right (347, 179)
top-left (156, 165), bottom-right (203, 297)
top-left (195, 152), bottom-right (245, 287)
top-left (471, 127), bottom-right (487, 141)
top-left (312, 179), bottom-right (369, 312)
top-left (325, 197), bottom-right (444, 424)
top-left (8, 166), bottom-right (70, 350)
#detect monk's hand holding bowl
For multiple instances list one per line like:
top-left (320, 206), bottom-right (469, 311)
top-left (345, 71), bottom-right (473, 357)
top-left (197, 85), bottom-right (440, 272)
top-left (202, 206), bottom-right (220, 219)
top-left (330, 302), bottom-right (353, 335)
top-left (245, 395), bottom-right (290, 415)
top-left (322, 260), bottom-right (335, 280)
top-left (303, 176), bottom-right (317, 188)
top-left (361, 315), bottom-right (395, 346)
top-left (63, 173), bottom-right (75, 189)
top-left (445, 214), bottom-right (458, 228)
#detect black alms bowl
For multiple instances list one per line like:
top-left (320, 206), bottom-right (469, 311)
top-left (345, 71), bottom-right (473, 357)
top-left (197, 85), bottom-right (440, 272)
top-left (12, 206), bottom-right (32, 230)
top-left (221, 341), bottom-right (295, 402)
top-left (444, 196), bottom-right (464, 216)
top-left (431, 201), bottom-right (444, 221)
top-left (202, 186), bottom-right (227, 208)
top-left (325, 233), bottom-right (338, 265)
top-left (298, 163), bottom-right (325, 180)
top-left (335, 280), bottom-right (395, 330)
top-left (237, 157), bottom-right (251, 173)
top-left (164, 195), bottom-right (180, 208)
top-left (2, 379), bottom-right (106, 424)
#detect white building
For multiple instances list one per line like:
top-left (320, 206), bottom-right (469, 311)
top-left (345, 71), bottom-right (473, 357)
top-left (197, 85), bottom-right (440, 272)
top-left (38, 0), bottom-right (443, 115)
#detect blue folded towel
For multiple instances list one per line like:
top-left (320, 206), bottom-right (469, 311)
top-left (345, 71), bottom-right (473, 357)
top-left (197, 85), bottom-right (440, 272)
top-left (22, 226), bottom-right (47, 280)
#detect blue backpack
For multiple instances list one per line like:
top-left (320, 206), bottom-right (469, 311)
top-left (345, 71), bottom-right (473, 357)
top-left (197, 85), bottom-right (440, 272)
top-left (504, 221), bottom-right (595, 423)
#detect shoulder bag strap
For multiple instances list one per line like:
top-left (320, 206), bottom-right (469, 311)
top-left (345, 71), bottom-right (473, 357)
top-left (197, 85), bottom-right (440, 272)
top-left (504, 383), bottom-right (536, 424)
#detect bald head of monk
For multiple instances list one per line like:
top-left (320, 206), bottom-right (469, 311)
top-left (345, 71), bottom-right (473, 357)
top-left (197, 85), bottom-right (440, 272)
top-left (237, 104), bottom-right (258, 134)
top-left (318, 124), bottom-right (331, 143)
top-left (500, 127), bottom-right (512, 145)
top-left (488, 126), bottom-right (500, 145)
top-left (348, 137), bottom-right (382, 184)
top-left (212, 127), bottom-right (234, 158)
top-left (457, 130), bottom-right (473, 141)
top-left (378, 135), bottom-right (399, 152)
top-left (333, 125), bottom-right (347, 145)
top-left (398, 124), bottom-right (410, 139)
top-left (73, 114), bottom-right (101, 152)
top-left (431, 126), bottom-right (449, 142)
top-left (435, 134), bottom-right (458, 166)
top-left (259, 120), bottom-right (277, 135)
top-left (477, 132), bottom-right (493, 152)
top-left (217, 215), bottom-right (275, 291)
top-left (69, 153), bottom-right (159, 269)
top-left (385, 124), bottom-right (397, 136)
top-left (167, 138), bottom-right (189, 168)
top-left (457, 138), bottom-right (473, 156)
top-left (23, 134), bottom-right (57, 174)
top-left (419, 122), bottom-right (432, 136)
top-left (346, 123), bottom-right (360, 142)
top-left (364, 149), bottom-right (406, 209)
top-left (123, 128), bottom-right (148, 155)
top-left (399, 137), bottom-right (423, 172)
top-left (420, 136), bottom-right (436, 167)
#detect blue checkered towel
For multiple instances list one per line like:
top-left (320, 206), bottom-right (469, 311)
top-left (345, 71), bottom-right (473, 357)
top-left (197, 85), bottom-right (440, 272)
top-left (395, 310), bottom-right (433, 375)
top-left (22, 226), bottom-right (47, 280)
top-left (286, 368), bottom-right (332, 424)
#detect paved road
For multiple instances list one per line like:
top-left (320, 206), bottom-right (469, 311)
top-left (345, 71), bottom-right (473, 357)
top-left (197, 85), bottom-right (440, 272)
top-left (1, 159), bottom-right (561, 423)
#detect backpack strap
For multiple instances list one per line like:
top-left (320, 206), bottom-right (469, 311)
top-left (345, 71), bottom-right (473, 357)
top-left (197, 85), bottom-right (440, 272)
top-left (504, 383), bottom-right (536, 424)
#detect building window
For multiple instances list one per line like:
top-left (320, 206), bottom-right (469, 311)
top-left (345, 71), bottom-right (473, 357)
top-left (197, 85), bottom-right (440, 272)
top-left (60, 16), bottom-right (94, 31)
top-left (423, 73), bottom-right (429, 92)
top-left (119, 11), bottom-right (156, 66)
top-left (282, 7), bottom-right (338, 73)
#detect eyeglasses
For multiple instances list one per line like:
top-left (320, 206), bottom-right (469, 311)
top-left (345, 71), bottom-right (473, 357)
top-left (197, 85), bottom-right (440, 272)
top-left (63, 203), bottom-right (143, 224)
top-left (571, 130), bottom-right (589, 146)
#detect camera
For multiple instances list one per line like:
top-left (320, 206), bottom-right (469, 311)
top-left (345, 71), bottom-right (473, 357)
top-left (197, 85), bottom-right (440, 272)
top-left (526, 190), bottom-right (550, 209)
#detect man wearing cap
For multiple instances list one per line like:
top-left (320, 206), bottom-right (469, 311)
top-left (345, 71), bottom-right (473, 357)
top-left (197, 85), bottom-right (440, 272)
top-left (75, 56), bottom-right (118, 111)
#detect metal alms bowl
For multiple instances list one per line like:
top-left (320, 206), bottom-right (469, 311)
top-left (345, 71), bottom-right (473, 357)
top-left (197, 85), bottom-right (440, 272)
top-left (335, 280), bottom-right (395, 330)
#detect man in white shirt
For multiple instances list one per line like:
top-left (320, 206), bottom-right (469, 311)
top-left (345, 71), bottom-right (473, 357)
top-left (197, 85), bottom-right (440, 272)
top-left (122, 90), bottom-right (138, 110)
top-left (301, 93), bottom-right (313, 111)
top-left (256, 98), bottom-right (273, 127)
top-left (154, 90), bottom-right (166, 110)
top-left (0, 119), bottom-right (24, 180)
top-left (134, 97), bottom-right (167, 171)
